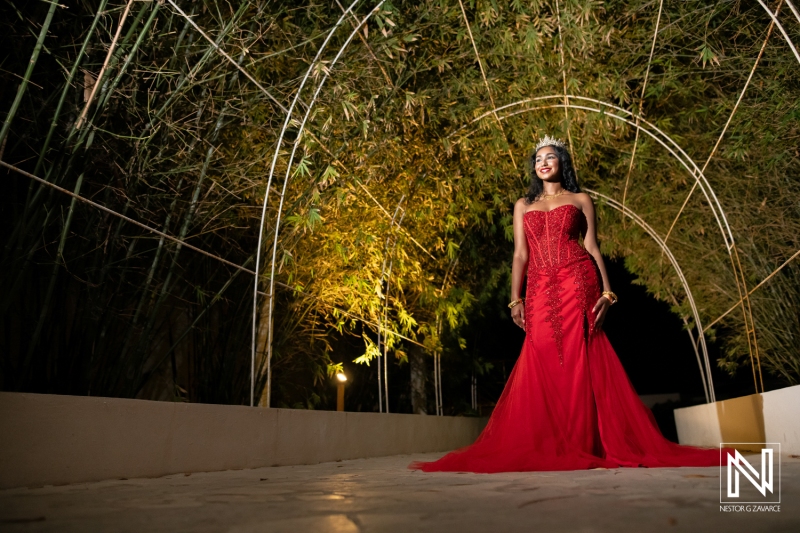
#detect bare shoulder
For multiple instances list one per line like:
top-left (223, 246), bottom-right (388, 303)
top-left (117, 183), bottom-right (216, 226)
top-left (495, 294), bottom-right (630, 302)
top-left (514, 197), bottom-right (528, 213)
top-left (572, 192), bottom-right (594, 210)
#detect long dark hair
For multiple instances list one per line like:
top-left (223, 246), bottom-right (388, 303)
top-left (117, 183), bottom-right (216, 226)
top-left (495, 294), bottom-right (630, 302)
top-left (524, 144), bottom-right (581, 203)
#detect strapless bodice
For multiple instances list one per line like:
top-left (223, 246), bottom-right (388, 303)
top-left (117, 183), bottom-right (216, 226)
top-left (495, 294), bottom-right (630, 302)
top-left (523, 203), bottom-right (589, 272)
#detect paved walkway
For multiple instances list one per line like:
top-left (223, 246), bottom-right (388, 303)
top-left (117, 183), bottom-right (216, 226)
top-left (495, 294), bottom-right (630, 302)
top-left (0, 453), bottom-right (797, 532)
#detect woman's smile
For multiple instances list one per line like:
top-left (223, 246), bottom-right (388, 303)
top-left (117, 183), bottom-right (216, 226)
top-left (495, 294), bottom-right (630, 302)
top-left (534, 147), bottom-right (560, 179)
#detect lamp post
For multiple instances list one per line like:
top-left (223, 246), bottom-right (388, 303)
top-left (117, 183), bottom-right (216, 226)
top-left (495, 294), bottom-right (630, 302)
top-left (336, 372), bottom-right (347, 412)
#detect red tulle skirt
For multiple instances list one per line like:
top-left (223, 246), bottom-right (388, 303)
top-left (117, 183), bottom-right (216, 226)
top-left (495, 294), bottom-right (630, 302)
top-left (411, 258), bottom-right (730, 473)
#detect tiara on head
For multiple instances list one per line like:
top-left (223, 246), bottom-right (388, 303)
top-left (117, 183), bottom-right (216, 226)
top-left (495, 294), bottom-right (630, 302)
top-left (534, 135), bottom-right (566, 153)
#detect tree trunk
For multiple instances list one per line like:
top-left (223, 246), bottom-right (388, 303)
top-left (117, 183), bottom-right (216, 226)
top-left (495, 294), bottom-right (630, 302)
top-left (409, 344), bottom-right (427, 415)
top-left (256, 293), bottom-right (272, 407)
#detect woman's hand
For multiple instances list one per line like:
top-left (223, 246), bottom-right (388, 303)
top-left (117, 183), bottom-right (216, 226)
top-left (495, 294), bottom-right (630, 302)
top-left (511, 302), bottom-right (525, 330)
top-left (592, 295), bottom-right (611, 330)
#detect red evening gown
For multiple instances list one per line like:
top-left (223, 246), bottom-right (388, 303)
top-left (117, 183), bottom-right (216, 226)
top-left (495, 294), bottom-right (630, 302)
top-left (412, 204), bottom-right (731, 472)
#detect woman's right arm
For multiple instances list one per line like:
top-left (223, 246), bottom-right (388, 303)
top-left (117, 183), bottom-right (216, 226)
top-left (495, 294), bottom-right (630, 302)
top-left (510, 198), bottom-right (529, 330)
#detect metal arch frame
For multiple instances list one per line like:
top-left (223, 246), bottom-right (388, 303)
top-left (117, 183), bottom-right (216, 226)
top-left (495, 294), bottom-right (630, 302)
top-left (251, 0), bottom-right (365, 407)
top-left (450, 94), bottom-right (736, 254)
top-left (253, 1), bottom-right (388, 407)
top-left (663, 2), bottom-right (790, 394)
top-left (448, 0), bottom-right (800, 245)
top-left (755, 0), bottom-right (800, 65)
top-left (246, 0), bottom-right (800, 406)
top-left (456, 0), bottom-right (517, 168)
top-left (451, 98), bottom-right (752, 402)
top-left (621, 0), bottom-right (663, 219)
top-left (165, 0), bottom-right (368, 407)
top-left (585, 189), bottom-right (714, 404)
top-left (262, 3), bottom-right (389, 408)
top-left (448, 96), bottom-right (761, 388)
top-left (376, 195), bottom-right (407, 413)
top-left (788, 0), bottom-right (800, 26)
top-left (494, 2), bottom-right (798, 400)
top-left (444, 101), bottom-right (719, 400)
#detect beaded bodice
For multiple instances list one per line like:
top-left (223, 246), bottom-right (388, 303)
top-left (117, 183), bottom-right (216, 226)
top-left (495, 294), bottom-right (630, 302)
top-left (522, 203), bottom-right (598, 366)
top-left (523, 203), bottom-right (588, 272)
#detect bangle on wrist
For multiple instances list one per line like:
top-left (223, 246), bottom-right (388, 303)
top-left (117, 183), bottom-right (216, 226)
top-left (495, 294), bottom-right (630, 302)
top-left (601, 291), bottom-right (618, 305)
top-left (508, 298), bottom-right (525, 309)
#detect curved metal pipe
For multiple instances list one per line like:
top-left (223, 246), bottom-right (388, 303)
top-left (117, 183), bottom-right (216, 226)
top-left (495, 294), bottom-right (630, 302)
top-left (380, 207), bottom-right (407, 413)
top-left (251, 0), bottom-right (365, 407)
top-left (451, 98), bottom-right (758, 391)
top-left (755, 0), bottom-right (800, 65)
top-left (257, 1), bottom-right (387, 407)
top-left (247, 1), bottom-right (800, 405)
top-left (786, 0), bottom-right (800, 26)
top-left (376, 195), bottom-right (406, 413)
top-left (585, 189), bottom-right (714, 403)
top-left (450, 95), bottom-right (735, 251)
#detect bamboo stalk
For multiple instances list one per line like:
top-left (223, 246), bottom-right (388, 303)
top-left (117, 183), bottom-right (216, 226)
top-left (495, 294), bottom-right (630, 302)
top-left (133, 256), bottom-right (254, 397)
top-left (114, 178), bottom-right (184, 383)
top-left (33, 0), bottom-right (111, 177)
top-left (128, 146), bottom-right (214, 392)
top-left (16, 0), bottom-right (153, 253)
top-left (96, 3), bottom-right (163, 111)
top-left (128, 30), bottom-right (255, 387)
top-left (75, 0), bottom-right (136, 130)
top-left (20, 170), bottom-right (85, 383)
top-left (164, 0), bottom-right (289, 114)
top-left (0, 0), bottom-right (58, 150)
top-left (142, 1), bottom-right (250, 140)
top-left (12, 0), bottom-right (151, 290)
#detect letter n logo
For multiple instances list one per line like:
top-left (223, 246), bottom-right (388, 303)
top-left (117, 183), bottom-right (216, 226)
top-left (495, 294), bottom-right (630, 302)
top-left (720, 443), bottom-right (780, 504)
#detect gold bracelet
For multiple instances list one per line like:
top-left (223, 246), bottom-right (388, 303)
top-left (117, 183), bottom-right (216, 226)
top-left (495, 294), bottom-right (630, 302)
top-left (601, 291), bottom-right (618, 305)
top-left (508, 298), bottom-right (525, 309)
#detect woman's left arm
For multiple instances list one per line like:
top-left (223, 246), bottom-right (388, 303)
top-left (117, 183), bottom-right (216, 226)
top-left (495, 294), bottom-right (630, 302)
top-left (577, 194), bottom-right (612, 329)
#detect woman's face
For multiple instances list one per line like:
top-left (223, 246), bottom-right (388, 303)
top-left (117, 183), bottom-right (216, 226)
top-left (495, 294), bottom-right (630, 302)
top-left (534, 146), bottom-right (560, 182)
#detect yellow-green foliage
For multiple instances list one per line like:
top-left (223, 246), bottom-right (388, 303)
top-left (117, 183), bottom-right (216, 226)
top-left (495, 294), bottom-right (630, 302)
top-left (2, 0), bottom-right (798, 406)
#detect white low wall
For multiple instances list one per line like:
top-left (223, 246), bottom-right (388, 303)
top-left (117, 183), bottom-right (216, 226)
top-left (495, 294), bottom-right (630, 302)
top-left (674, 384), bottom-right (800, 454)
top-left (0, 392), bottom-right (486, 489)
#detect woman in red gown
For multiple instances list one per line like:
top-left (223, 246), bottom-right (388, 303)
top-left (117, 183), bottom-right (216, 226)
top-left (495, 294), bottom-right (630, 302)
top-left (412, 136), bottom-right (731, 473)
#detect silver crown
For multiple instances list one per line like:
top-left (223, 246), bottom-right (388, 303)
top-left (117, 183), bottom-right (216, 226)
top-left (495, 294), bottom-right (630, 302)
top-left (534, 134), bottom-right (566, 152)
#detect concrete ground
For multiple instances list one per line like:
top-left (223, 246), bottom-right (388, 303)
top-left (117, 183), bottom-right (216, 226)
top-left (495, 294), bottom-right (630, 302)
top-left (0, 452), bottom-right (797, 533)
